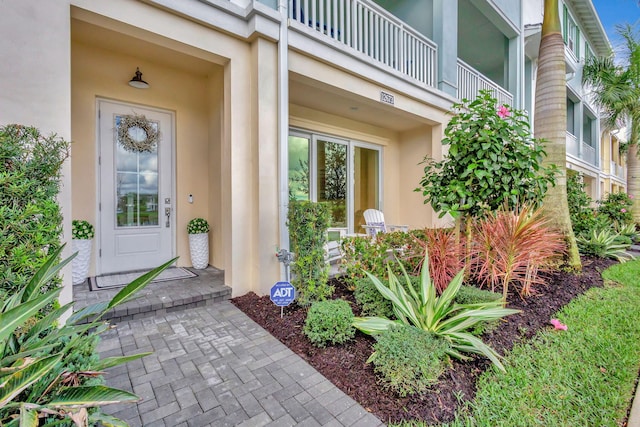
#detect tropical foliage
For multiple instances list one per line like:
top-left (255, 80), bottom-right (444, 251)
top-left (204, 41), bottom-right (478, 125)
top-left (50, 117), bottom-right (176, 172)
top-left (576, 228), bottom-right (633, 262)
top-left (0, 245), bottom-right (176, 426)
top-left (417, 90), bottom-right (556, 222)
top-left (583, 23), bottom-right (640, 222)
top-left (471, 206), bottom-right (566, 299)
top-left (353, 254), bottom-right (519, 372)
top-left (0, 124), bottom-right (69, 296)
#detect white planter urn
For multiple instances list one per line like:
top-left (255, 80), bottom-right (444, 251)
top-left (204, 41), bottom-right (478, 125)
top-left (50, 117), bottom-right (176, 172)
top-left (72, 239), bottom-right (92, 285)
top-left (188, 233), bottom-right (209, 269)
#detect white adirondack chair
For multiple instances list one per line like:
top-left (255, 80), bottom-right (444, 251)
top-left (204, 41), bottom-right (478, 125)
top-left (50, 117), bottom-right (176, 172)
top-left (362, 209), bottom-right (409, 237)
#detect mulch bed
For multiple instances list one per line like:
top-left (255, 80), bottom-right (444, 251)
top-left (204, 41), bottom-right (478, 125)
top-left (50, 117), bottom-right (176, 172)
top-left (231, 257), bottom-right (616, 425)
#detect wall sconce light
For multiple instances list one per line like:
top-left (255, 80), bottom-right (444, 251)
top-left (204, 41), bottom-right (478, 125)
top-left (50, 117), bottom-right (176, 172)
top-left (129, 67), bottom-right (149, 89)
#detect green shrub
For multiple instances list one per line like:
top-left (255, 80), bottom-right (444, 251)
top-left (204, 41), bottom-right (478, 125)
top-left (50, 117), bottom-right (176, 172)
top-left (304, 299), bottom-right (355, 347)
top-left (567, 172), bottom-right (598, 236)
top-left (288, 201), bottom-right (333, 305)
top-left (369, 324), bottom-right (450, 397)
top-left (354, 276), bottom-right (393, 318)
top-left (0, 124), bottom-right (69, 296)
top-left (454, 285), bottom-right (502, 305)
top-left (597, 192), bottom-right (633, 225)
top-left (354, 275), bottom-right (419, 318)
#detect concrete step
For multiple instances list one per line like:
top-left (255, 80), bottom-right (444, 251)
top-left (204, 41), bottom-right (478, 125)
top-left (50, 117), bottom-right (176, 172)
top-left (73, 267), bottom-right (230, 323)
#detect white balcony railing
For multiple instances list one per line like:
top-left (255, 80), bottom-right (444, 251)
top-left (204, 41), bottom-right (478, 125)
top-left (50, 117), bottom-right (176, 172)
top-left (611, 161), bottom-right (626, 179)
top-left (289, 0), bottom-right (437, 88)
top-left (457, 59), bottom-right (513, 106)
top-left (566, 132), bottom-right (579, 157)
top-left (581, 141), bottom-right (596, 166)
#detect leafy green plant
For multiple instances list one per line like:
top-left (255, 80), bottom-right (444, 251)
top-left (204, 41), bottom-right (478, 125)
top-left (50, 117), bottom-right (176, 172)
top-left (288, 201), bottom-right (333, 305)
top-left (187, 218), bottom-right (209, 234)
top-left (368, 324), bottom-right (450, 397)
top-left (597, 192), bottom-right (634, 225)
top-left (471, 206), bottom-right (566, 299)
top-left (304, 299), bottom-right (355, 347)
top-left (0, 245), bottom-right (176, 425)
top-left (353, 253), bottom-right (519, 371)
top-left (417, 90), bottom-right (556, 222)
top-left (72, 220), bottom-right (94, 240)
top-left (576, 228), bottom-right (633, 262)
top-left (0, 124), bottom-right (69, 297)
top-left (566, 172), bottom-right (599, 236)
top-left (616, 222), bottom-right (639, 242)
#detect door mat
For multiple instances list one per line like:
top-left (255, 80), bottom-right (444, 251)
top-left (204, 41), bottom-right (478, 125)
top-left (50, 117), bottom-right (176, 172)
top-left (89, 267), bottom-right (197, 291)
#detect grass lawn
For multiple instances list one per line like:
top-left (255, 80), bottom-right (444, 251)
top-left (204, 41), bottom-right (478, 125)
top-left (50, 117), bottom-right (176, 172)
top-left (397, 259), bottom-right (640, 427)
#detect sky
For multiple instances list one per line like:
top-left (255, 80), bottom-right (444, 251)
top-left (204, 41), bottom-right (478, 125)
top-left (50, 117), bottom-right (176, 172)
top-left (592, 0), bottom-right (639, 57)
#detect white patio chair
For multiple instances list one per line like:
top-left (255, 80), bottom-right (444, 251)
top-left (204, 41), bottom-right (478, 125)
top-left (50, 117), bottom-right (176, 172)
top-left (362, 209), bottom-right (409, 237)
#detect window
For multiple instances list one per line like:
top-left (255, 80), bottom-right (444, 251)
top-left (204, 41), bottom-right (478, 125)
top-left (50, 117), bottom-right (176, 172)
top-left (563, 6), bottom-right (580, 58)
top-left (288, 130), bottom-right (381, 235)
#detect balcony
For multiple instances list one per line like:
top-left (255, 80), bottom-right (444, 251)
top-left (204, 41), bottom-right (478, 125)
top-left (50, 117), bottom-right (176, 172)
top-left (289, 0), bottom-right (436, 88)
top-left (457, 59), bottom-right (513, 106)
top-left (611, 161), bottom-right (626, 180)
top-left (581, 142), bottom-right (596, 166)
top-left (566, 132), bottom-right (579, 157)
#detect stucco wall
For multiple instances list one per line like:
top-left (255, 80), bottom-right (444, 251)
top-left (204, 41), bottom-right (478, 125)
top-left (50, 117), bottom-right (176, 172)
top-left (0, 1), bottom-right (74, 311)
top-left (71, 40), bottom-right (217, 274)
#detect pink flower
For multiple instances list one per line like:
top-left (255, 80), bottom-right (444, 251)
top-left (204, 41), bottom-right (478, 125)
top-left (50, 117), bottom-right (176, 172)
top-left (621, 208), bottom-right (627, 213)
top-left (550, 319), bottom-right (568, 331)
top-left (497, 105), bottom-right (510, 118)
top-left (629, 194), bottom-right (633, 199)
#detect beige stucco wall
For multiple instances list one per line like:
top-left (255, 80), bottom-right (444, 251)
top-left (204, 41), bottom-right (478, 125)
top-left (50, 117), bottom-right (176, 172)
top-left (69, 0), bottom-right (284, 297)
top-left (0, 1), bottom-right (74, 313)
top-left (71, 40), bottom-right (216, 275)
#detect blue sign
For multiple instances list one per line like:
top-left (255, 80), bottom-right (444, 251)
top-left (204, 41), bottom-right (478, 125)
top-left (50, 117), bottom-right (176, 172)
top-left (270, 281), bottom-right (296, 307)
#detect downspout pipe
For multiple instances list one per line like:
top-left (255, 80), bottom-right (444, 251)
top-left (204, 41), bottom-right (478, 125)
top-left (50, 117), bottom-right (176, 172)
top-left (278, 0), bottom-right (290, 279)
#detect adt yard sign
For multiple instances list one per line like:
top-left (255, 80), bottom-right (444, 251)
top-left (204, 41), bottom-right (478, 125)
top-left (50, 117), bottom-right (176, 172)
top-left (270, 281), bottom-right (295, 307)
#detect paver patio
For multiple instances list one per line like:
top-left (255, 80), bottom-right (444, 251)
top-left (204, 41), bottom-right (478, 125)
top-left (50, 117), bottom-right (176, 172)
top-left (90, 282), bottom-right (384, 426)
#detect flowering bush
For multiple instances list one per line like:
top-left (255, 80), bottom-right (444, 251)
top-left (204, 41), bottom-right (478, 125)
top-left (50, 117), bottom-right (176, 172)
top-left (72, 220), bottom-right (94, 240)
top-left (187, 218), bottom-right (209, 234)
top-left (597, 192), bottom-right (633, 225)
top-left (417, 90), bottom-right (556, 220)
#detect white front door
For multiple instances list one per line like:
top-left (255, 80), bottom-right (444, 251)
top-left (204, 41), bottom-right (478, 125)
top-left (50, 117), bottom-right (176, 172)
top-left (97, 100), bottom-right (174, 274)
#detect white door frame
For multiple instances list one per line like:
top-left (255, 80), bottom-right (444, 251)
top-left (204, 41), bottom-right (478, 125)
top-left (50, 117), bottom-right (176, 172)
top-left (95, 98), bottom-right (177, 275)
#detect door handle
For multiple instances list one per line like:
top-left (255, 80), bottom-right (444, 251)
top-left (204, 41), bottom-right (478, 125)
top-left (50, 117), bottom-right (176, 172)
top-left (165, 207), bottom-right (171, 228)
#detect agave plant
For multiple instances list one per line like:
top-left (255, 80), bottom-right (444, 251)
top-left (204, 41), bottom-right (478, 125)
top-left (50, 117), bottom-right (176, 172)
top-left (352, 253), bottom-right (519, 372)
top-left (0, 245), bottom-right (176, 426)
top-left (576, 228), bottom-right (633, 262)
top-left (616, 222), bottom-right (639, 243)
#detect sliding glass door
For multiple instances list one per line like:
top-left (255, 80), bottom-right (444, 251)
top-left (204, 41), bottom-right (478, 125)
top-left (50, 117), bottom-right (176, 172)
top-left (288, 130), bottom-right (381, 235)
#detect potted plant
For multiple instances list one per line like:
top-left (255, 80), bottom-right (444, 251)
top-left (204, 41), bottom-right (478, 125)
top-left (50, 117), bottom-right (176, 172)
top-left (188, 218), bottom-right (209, 269)
top-left (71, 219), bottom-right (94, 285)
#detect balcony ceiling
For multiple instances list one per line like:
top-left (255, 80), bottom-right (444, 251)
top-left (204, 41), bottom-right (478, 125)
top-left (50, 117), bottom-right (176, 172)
top-left (289, 76), bottom-right (431, 133)
top-left (458, 1), bottom-right (507, 86)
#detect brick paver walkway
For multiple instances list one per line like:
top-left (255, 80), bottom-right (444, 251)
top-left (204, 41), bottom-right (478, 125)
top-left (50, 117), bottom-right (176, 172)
top-left (99, 301), bottom-right (385, 427)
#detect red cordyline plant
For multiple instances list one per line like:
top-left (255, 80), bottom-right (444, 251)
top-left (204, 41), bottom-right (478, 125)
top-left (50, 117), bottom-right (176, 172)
top-left (408, 228), bottom-right (465, 294)
top-left (470, 205), bottom-right (566, 300)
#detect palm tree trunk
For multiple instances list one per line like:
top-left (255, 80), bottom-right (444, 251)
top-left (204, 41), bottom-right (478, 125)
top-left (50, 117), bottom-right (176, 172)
top-left (534, 0), bottom-right (582, 270)
top-left (627, 142), bottom-right (640, 222)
